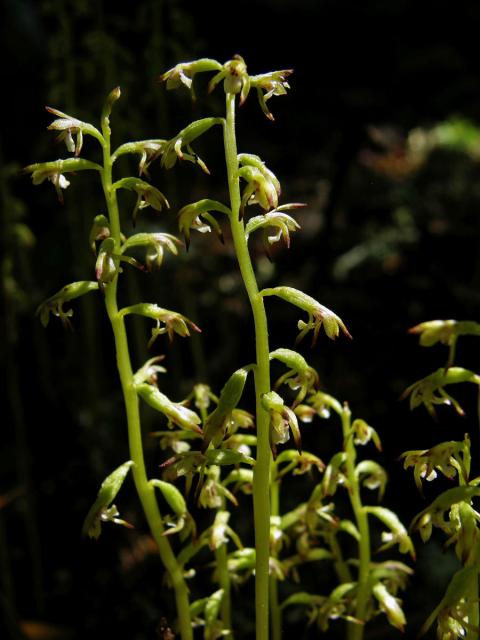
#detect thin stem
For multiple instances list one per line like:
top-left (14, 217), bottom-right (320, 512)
top-left (270, 473), bottom-right (282, 640)
top-left (99, 111), bottom-right (193, 640)
top-left (223, 92), bottom-right (272, 640)
top-left (341, 403), bottom-right (370, 640)
top-left (216, 542), bottom-right (233, 637)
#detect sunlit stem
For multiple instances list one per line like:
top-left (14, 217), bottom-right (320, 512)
top-left (99, 105), bottom-right (193, 640)
top-left (270, 472), bottom-right (282, 640)
top-left (223, 92), bottom-right (272, 640)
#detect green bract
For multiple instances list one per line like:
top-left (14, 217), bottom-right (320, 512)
top-left (82, 461), bottom-right (134, 539)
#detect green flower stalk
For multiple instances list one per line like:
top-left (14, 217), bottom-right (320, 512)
top-left (26, 87), bottom-right (195, 640)
top-left (159, 55), bottom-right (352, 640)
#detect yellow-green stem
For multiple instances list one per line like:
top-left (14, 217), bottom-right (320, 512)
top-left (270, 474), bottom-right (282, 640)
top-left (216, 542), bottom-right (233, 637)
top-left (341, 404), bottom-right (370, 640)
top-left (198, 404), bottom-right (233, 637)
top-left (223, 93), bottom-right (272, 640)
top-left (100, 113), bottom-right (193, 640)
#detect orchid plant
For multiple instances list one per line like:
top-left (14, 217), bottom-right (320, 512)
top-left (402, 320), bottom-right (480, 640)
top-left (26, 55), bottom-right (413, 639)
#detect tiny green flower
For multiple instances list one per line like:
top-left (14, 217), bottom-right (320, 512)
top-left (36, 280), bottom-right (99, 328)
top-left (159, 58), bottom-right (223, 98)
top-left (245, 205), bottom-right (303, 255)
top-left (112, 139), bottom-right (167, 176)
top-left (23, 157), bottom-right (102, 202)
top-left (177, 199), bottom-right (231, 250)
top-left (401, 439), bottom-right (468, 493)
top-left (121, 232), bottom-right (181, 271)
top-left (250, 69), bottom-right (294, 120)
top-left (262, 390), bottom-right (301, 456)
top-left (160, 118), bottom-right (223, 174)
top-left (119, 303), bottom-right (201, 346)
top-left (270, 347), bottom-right (319, 406)
top-left (401, 367), bottom-right (480, 418)
top-left (45, 105), bottom-right (103, 154)
top-left (208, 55), bottom-right (251, 104)
top-left (260, 286), bottom-right (352, 345)
top-left (112, 177), bottom-right (169, 226)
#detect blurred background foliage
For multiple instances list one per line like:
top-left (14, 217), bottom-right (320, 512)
top-left (2, 0), bottom-right (480, 638)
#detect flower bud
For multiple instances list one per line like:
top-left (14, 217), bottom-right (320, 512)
top-left (136, 383), bottom-right (202, 433)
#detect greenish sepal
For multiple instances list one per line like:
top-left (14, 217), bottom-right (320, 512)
top-left (365, 506), bottom-right (415, 558)
top-left (24, 157), bottom-right (102, 183)
top-left (120, 303), bottom-right (200, 346)
top-left (249, 69), bottom-right (293, 120)
top-left (89, 215), bottom-right (111, 253)
top-left (322, 452), bottom-right (347, 497)
top-left (111, 139), bottom-right (166, 174)
top-left (161, 118), bottom-right (224, 173)
top-left (280, 591), bottom-right (317, 610)
top-left (178, 199), bottom-right (231, 250)
top-left (338, 519), bottom-right (361, 541)
top-left (160, 58), bottom-right (223, 96)
top-left (372, 582), bottom-right (406, 632)
top-left (150, 478), bottom-right (186, 516)
top-left (133, 356), bottom-right (167, 386)
top-left (260, 286), bottom-right (351, 344)
top-left (401, 366), bottom-right (480, 417)
top-left (202, 366), bottom-right (251, 451)
top-left (121, 233), bottom-right (181, 271)
top-left (45, 105), bottom-right (104, 149)
top-left (82, 460), bottom-right (134, 539)
top-left (355, 460), bottom-right (387, 500)
top-left (204, 448), bottom-right (255, 466)
top-left (245, 209), bottom-right (301, 251)
top-left (238, 153), bottom-right (281, 192)
top-left (36, 281), bottom-right (99, 328)
top-left (136, 383), bottom-right (202, 433)
top-left (112, 177), bottom-right (169, 226)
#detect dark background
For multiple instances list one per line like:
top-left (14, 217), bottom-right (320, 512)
top-left (2, 0), bottom-right (480, 638)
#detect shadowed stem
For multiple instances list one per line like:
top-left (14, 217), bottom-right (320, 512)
top-left (223, 92), bottom-right (272, 640)
top-left (340, 403), bottom-right (370, 640)
top-left (99, 104), bottom-right (193, 640)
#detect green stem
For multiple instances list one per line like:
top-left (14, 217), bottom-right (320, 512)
top-left (341, 403), bottom-right (370, 640)
top-left (223, 92), bottom-right (272, 640)
top-left (216, 541), bottom-right (233, 637)
top-left (100, 111), bottom-right (193, 640)
top-left (467, 573), bottom-right (479, 640)
top-left (270, 474), bottom-right (282, 640)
